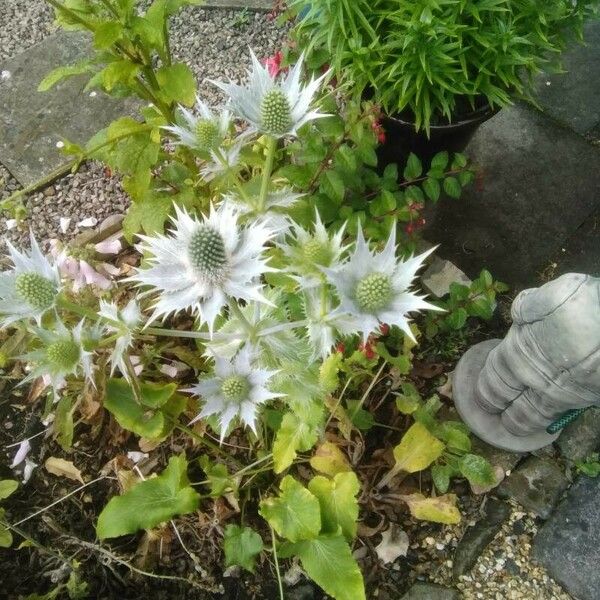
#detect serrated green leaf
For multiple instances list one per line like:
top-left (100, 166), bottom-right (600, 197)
top-left (321, 170), bottom-right (346, 204)
top-left (443, 176), bottom-right (462, 199)
top-left (273, 412), bottom-right (321, 474)
top-left (393, 422), bottom-right (445, 473)
top-left (156, 63), bottom-right (196, 106)
top-left (403, 153), bottom-right (422, 180)
top-left (308, 472), bottom-right (359, 540)
top-left (430, 151), bottom-right (449, 171)
top-left (459, 454), bottom-right (495, 486)
top-left (94, 21), bottom-right (123, 49)
top-left (423, 177), bottom-right (441, 202)
top-left (101, 60), bottom-right (140, 91)
top-left (198, 456), bottom-right (236, 497)
top-left (446, 307), bottom-right (468, 329)
top-left (319, 352), bottom-right (343, 394)
top-left (280, 534), bottom-right (366, 600)
top-left (38, 61), bottom-right (92, 92)
top-left (97, 455), bottom-right (200, 539)
top-left (431, 464), bottom-right (451, 494)
top-left (223, 524), bottom-right (263, 572)
top-left (259, 476), bottom-right (321, 542)
top-left (122, 194), bottom-right (172, 241)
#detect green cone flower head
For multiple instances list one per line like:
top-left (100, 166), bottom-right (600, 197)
top-left (0, 233), bottom-right (61, 327)
top-left (282, 211), bottom-right (348, 287)
top-left (22, 320), bottom-right (94, 392)
top-left (323, 225), bottom-right (442, 342)
top-left (210, 50), bottom-right (330, 138)
top-left (185, 346), bottom-right (281, 442)
top-left (162, 95), bottom-right (231, 152)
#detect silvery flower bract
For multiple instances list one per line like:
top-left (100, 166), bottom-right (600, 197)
top-left (185, 347), bottom-right (281, 441)
top-left (22, 320), bottom-right (94, 391)
top-left (0, 233), bottom-right (61, 327)
top-left (210, 50), bottom-right (329, 138)
top-left (163, 95), bottom-right (231, 151)
top-left (324, 225), bottom-right (441, 342)
top-left (98, 299), bottom-right (142, 382)
top-left (129, 204), bottom-right (275, 333)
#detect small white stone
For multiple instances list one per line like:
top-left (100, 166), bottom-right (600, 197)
top-left (546, 81), bottom-right (551, 86)
top-left (1, 70), bottom-right (10, 80)
top-left (5, 219), bottom-right (17, 230)
top-left (77, 216), bottom-right (98, 228)
top-left (59, 217), bottom-right (71, 233)
top-left (89, 91), bottom-right (97, 97)
top-left (56, 140), bottom-right (65, 149)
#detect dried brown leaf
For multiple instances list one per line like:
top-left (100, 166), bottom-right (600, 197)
top-left (44, 457), bottom-right (84, 484)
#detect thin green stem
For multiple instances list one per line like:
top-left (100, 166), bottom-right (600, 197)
top-left (144, 326), bottom-right (211, 340)
top-left (98, 0), bottom-right (120, 19)
top-left (270, 525), bottom-right (285, 600)
top-left (257, 136), bottom-right (277, 213)
top-left (214, 148), bottom-right (251, 203)
top-left (56, 296), bottom-right (99, 321)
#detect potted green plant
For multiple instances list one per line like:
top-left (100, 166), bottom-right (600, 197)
top-left (288, 0), bottom-right (599, 165)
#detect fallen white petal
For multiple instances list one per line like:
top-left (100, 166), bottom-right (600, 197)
top-left (77, 217), bottom-right (98, 228)
top-left (5, 219), bottom-right (17, 230)
top-left (95, 238), bottom-right (122, 254)
top-left (23, 459), bottom-right (37, 483)
top-left (59, 217), bottom-right (71, 233)
top-left (10, 439), bottom-right (31, 469)
top-left (127, 451), bottom-right (149, 464)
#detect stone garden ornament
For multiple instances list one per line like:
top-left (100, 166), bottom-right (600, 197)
top-left (454, 273), bottom-right (600, 452)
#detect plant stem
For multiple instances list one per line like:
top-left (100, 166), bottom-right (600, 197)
top-left (56, 296), bottom-right (100, 321)
top-left (145, 326), bottom-right (212, 340)
top-left (228, 301), bottom-right (255, 337)
top-left (45, 0), bottom-right (96, 31)
top-left (270, 525), bottom-right (285, 600)
top-left (257, 136), bottom-right (277, 213)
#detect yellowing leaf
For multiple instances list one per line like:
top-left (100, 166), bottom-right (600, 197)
top-left (401, 493), bottom-right (461, 525)
top-left (309, 442), bottom-right (351, 477)
top-left (393, 422), bottom-right (445, 473)
top-left (44, 457), bottom-right (84, 484)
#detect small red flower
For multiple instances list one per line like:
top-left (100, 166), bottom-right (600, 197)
top-left (405, 223), bottom-right (415, 235)
top-left (263, 51), bottom-right (286, 78)
top-left (371, 120), bottom-right (386, 145)
top-left (336, 342), bottom-right (346, 354)
top-left (379, 323), bottom-right (390, 336)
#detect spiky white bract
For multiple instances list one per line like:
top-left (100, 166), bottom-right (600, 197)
top-left (324, 225), bottom-right (441, 343)
top-left (129, 203), bottom-right (276, 334)
top-left (98, 299), bottom-right (142, 382)
top-left (162, 95), bottom-right (231, 151)
top-left (282, 211), bottom-right (348, 288)
top-left (0, 233), bottom-right (61, 327)
top-left (185, 347), bottom-right (281, 442)
top-left (23, 320), bottom-right (94, 391)
top-left (210, 50), bottom-right (329, 138)
top-left (199, 139), bottom-right (244, 182)
top-left (223, 188), bottom-right (303, 234)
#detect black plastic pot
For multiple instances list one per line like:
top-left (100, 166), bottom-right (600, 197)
top-left (377, 103), bottom-right (499, 172)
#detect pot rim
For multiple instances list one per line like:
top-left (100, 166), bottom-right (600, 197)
top-left (385, 102), bottom-right (500, 132)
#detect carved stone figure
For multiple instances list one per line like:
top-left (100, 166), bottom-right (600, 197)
top-left (453, 273), bottom-right (600, 452)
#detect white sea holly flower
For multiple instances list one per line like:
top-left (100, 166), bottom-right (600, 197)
top-left (210, 49), bottom-right (329, 138)
top-left (199, 139), bottom-right (244, 182)
top-left (323, 225), bottom-right (441, 343)
top-left (129, 204), bottom-right (276, 333)
top-left (98, 299), bottom-right (141, 382)
top-left (185, 347), bottom-right (281, 442)
top-left (163, 95), bottom-right (232, 151)
top-left (0, 233), bottom-right (61, 327)
top-left (282, 211), bottom-right (348, 288)
top-left (22, 320), bottom-right (94, 391)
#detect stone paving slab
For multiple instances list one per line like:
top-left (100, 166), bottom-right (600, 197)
top-left (425, 103), bottom-right (600, 288)
top-left (533, 476), bottom-right (600, 600)
top-left (533, 21), bottom-right (600, 136)
top-left (0, 31), bottom-right (136, 187)
top-left (203, 0), bottom-right (273, 8)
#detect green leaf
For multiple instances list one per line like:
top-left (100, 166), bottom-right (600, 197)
top-left (0, 508), bottom-right (12, 548)
top-left (309, 442), bottom-right (351, 477)
top-left (394, 382), bottom-right (421, 414)
top-left (281, 535), bottom-right (366, 600)
top-left (443, 176), bottom-right (462, 199)
top-left (104, 378), bottom-right (186, 439)
top-left (401, 493), bottom-right (461, 524)
top-left (446, 307), bottom-right (468, 330)
top-left (319, 352), bottom-right (343, 394)
top-left (393, 422), bottom-right (445, 473)
top-left (431, 464), bottom-right (451, 494)
top-left (101, 60), bottom-right (141, 91)
top-left (430, 151), bottom-right (449, 171)
top-left (198, 456), bottom-right (236, 497)
top-left (321, 170), bottom-right (346, 205)
top-left (54, 395), bottom-right (74, 450)
top-left (273, 411), bottom-right (321, 474)
top-left (346, 399), bottom-right (375, 431)
top-left (223, 524), bottom-right (263, 572)
top-left (156, 63), bottom-right (197, 107)
top-left (96, 455), bottom-right (200, 539)
top-left (459, 454), bottom-right (495, 486)
top-left (94, 21), bottom-right (123, 49)
top-left (122, 194), bottom-right (172, 240)
top-left (0, 480), bottom-right (18, 500)
top-left (38, 61), bottom-right (91, 92)
top-left (423, 177), bottom-right (441, 202)
top-left (259, 476), bottom-right (321, 542)
top-left (403, 153), bottom-right (423, 180)
top-left (308, 472), bottom-right (360, 540)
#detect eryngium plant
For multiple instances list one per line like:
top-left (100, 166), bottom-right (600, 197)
top-left (3, 41), bottom-right (439, 600)
top-left (289, 0), bottom-right (600, 131)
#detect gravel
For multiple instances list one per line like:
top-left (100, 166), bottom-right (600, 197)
top-left (1, 1), bottom-right (290, 246)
